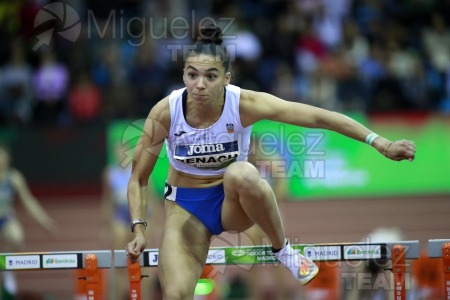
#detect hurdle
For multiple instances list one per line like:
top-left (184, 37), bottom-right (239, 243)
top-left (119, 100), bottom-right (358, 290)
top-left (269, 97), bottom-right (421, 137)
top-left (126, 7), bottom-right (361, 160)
top-left (0, 241), bottom-right (422, 299)
top-left (428, 239), bottom-right (450, 299)
top-left (114, 240), bottom-right (420, 300)
top-left (0, 250), bottom-right (111, 300)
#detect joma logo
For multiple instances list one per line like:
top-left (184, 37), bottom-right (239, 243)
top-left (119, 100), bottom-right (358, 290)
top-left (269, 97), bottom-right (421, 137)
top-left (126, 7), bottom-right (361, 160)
top-left (187, 144), bottom-right (225, 155)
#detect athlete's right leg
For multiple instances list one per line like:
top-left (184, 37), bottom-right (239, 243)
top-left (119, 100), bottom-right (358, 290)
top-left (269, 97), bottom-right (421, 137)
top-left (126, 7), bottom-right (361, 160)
top-left (158, 200), bottom-right (212, 300)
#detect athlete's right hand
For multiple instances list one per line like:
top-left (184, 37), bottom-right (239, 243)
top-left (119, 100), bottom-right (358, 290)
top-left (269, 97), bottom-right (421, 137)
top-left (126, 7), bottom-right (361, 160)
top-left (126, 234), bottom-right (146, 263)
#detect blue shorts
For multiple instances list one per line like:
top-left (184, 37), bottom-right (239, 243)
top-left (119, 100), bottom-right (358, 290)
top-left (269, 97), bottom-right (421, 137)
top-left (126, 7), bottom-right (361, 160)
top-left (164, 182), bottom-right (224, 235)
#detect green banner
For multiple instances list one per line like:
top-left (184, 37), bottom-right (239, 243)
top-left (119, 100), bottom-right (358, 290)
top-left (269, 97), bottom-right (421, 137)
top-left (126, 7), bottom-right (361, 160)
top-left (0, 256), bottom-right (5, 270)
top-left (252, 114), bottom-right (450, 199)
top-left (107, 114), bottom-right (449, 200)
top-left (107, 119), bottom-right (168, 197)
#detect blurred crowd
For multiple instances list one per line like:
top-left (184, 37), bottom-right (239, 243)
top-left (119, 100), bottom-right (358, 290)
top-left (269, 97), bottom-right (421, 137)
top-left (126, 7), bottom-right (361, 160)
top-left (0, 0), bottom-right (450, 128)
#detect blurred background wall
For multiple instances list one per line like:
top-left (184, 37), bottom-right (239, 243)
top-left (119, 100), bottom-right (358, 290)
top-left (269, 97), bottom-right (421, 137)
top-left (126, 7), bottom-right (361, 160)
top-left (0, 0), bottom-right (449, 299)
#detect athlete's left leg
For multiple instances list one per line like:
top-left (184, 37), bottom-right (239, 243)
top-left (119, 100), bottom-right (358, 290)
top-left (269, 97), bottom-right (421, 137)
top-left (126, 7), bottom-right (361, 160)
top-left (221, 161), bottom-right (285, 249)
top-left (220, 161), bottom-right (319, 285)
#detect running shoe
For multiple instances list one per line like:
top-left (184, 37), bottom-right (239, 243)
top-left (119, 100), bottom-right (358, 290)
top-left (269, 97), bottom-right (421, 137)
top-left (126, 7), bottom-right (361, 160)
top-left (297, 254), bottom-right (319, 285)
top-left (275, 246), bottom-right (319, 285)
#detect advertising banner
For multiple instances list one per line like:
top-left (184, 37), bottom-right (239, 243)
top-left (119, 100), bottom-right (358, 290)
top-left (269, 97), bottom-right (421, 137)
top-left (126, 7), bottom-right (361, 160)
top-left (108, 114), bottom-right (450, 199)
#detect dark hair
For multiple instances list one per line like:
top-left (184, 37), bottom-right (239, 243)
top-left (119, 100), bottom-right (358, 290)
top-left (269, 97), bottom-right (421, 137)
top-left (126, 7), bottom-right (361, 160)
top-left (186, 25), bottom-right (231, 72)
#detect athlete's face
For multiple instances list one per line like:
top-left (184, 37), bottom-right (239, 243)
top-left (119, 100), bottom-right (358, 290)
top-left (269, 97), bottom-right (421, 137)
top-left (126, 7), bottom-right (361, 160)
top-left (183, 54), bottom-right (231, 103)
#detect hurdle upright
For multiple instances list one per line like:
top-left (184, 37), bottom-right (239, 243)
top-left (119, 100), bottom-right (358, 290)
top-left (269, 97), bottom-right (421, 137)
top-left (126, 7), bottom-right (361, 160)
top-left (428, 239), bottom-right (450, 299)
top-left (0, 250), bottom-right (111, 300)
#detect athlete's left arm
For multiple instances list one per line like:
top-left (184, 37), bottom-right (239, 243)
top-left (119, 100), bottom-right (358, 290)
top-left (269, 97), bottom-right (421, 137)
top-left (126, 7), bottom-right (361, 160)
top-left (239, 90), bottom-right (415, 161)
top-left (11, 169), bottom-right (57, 232)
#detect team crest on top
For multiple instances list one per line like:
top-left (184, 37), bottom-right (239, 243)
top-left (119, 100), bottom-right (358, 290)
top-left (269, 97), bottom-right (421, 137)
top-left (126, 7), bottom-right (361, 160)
top-left (226, 123), bottom-right (234, 133)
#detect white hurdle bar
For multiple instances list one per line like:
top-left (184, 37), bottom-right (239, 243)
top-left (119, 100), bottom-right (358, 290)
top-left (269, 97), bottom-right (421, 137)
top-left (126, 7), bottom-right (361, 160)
top-left (428, 239), bottom-right (450, 258)
top-left (0, 250), bottom-right (111, 270)
top-left (112, 240), bottom-right (419, 300)
top-left (0, 240), bottom-right (427, 300)
top-left (0, 250), bottom-right (112, 300)
top-left (0, 241), bottom-right (420, 270)
top-left (113, 240), bottom-right (420, 267)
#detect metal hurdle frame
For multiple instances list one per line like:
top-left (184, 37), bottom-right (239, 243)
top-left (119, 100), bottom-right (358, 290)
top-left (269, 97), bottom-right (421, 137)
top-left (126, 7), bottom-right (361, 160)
top-left (0, 250), bottom-right (111, 300)
top-left (3, 240), bottom-right (443, 300)
top-left (428, 239), bottom-right (450, 299)
top-left (114, 240), bottom-right (420, 300)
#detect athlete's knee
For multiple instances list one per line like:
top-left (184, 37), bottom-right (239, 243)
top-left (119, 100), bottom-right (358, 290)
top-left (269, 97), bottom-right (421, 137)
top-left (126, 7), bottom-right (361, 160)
top-left (162, 290), bottom-right (188, 300)
top-left (225, 161), bottom-right (260, 190)
top-left (161, 283), bottom-right (194, 300)
top-left (159, 262), bottom-right (199, 299)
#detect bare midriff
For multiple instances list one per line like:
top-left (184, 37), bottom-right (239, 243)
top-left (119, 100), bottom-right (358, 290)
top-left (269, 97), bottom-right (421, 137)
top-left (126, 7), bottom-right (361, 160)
top-left (166, 165), bottom-right (224, 188)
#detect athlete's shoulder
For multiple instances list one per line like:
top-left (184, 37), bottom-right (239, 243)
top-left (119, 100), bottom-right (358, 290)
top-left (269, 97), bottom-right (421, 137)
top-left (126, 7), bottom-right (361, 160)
top-left (238, 88), bottom-right (260, 106)
top-left (225, 84), bottom-right (241, 94)
top-left (168, 86), bottom-right (186, 101)
top-left (238, 89), bottom-right (278, 126)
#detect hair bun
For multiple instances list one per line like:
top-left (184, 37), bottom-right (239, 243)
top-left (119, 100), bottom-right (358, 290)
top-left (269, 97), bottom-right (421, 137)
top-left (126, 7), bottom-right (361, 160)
top-left (197, 25), bottom-right (223, 45)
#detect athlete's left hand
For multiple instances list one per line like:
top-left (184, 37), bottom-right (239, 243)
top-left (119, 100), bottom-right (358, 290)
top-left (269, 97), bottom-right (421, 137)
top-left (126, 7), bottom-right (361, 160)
top-left (385, 140), bottom-right (416, 162)
top-left (126, 234), bottom-right (146, 263)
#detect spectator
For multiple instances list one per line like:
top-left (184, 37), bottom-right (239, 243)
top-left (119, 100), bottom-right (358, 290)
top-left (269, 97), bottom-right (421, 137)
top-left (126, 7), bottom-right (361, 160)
top-left (422, 12), bottom-right (450, 107)
top-left (0, 1), bottom-right (447, 120)
top-left (296, 17), bottom-right (328, 75)
top-left (0, 40), bottom-right (33, 125)
top-left (340, 19), bottom-right (369, 70)
top-left (68, 71), bottom-right (102, 124)
top-left (32, 50), bottom-right (69, 126)
top-left (130, 39), bottom-right (168, 115)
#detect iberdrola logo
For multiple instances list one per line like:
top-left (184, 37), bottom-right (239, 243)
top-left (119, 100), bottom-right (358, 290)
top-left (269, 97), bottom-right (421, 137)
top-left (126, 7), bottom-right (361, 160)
top-left (46, 258), bottom-right (55, 264)
top-left (347, 248), bottom-right (358, 255)
top-left (33, 2), bottom-right (81, 50)
top-left (347, 248), bottom-right (379, 255)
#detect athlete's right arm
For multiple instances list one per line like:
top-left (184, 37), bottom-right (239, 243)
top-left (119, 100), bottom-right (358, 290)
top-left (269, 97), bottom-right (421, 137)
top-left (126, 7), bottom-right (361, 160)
top-left (126, 97), bottom-right (170, 262)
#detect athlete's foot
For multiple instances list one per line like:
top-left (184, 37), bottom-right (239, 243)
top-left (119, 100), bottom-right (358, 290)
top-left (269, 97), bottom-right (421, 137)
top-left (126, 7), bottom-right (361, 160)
top-left (297, 254), bottom-right (319, 285)
top-left (274, 242), bottom-right (319, 285)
